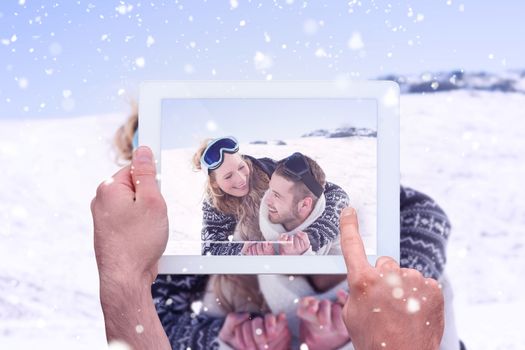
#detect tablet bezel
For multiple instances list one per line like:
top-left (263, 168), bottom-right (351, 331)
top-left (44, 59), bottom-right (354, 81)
top-left (138, 80), bottom-right (399, 274)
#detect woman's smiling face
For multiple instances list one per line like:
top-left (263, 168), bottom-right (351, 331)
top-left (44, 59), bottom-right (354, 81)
top-left (213, 153), bottom-right (250, 197)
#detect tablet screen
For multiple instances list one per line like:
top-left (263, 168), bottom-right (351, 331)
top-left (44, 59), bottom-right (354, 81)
top-left (160, 98), bottom-right (377, 257)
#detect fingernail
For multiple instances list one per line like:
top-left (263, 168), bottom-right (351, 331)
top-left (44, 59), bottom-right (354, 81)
top-left (342, 207), bottom-right (355, 216)
top-left (135, 147), bottom-right (152, 163)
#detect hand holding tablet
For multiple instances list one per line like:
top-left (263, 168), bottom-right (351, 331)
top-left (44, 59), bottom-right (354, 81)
top-left (91, 145), bottom-right (444, 350)
top-left (339, 207), bottom-right (445, 350)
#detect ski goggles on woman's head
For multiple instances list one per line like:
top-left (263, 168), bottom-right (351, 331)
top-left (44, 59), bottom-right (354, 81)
top-left (200, 136), bottom-right (240, 173)
top-left (282, 152), bottom-right (324, 198)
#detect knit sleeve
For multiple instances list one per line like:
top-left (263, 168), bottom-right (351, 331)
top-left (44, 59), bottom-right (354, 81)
top-left (303, 182), bottom-right (350, 252)
top-left (152, 274), bottom-right (225, 350)
top-left (399, 186), bottom-right (451, 280)
top-left (200, 201), bottom-right (244, 256)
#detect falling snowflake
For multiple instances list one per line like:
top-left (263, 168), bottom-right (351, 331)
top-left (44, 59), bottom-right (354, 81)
top-left (392, 287), bottom-right (404, 299)
top-left (315, 48), bottom-right (328, 58)
top-left (135, 324), bottom-right (144, 334)
top-left (146, 35), bottom-right (155, 47)
top-left (347, 32), bottom-right (364, 50)
top-left (239, 20), bottom-right (246, 27)
top-left (230, 0), bottom-right (239, 9)
top-left (116, 3), bottom-right (134, 15)
top-left (264, 32), bottom-right (271, 43)
top-left (253, 51), bottom-right (273, 70)
top-left (18, 78), bottom-right (29, 89)
top-left (135, 57), bottom-right (145, 68)
top-left (406, 297), bottom-right (421, 313)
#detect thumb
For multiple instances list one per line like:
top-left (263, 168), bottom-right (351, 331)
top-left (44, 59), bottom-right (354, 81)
top-left (131, 146), bottom-right (160, 202)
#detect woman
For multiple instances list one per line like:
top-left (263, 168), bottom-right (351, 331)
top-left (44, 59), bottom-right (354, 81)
top-left (193, 136), bottom-right (348, 256)
top-left (114, 112), bottom-right (464, 350)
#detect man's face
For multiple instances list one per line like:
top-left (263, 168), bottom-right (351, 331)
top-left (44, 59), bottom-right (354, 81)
top-left (265, 174), bottom-right (299, 226)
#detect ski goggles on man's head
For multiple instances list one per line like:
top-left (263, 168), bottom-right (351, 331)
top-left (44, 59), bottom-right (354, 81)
top-left (200, 136), bottom-right (240, 173)
top-left (282, 152), bottom-right (324, 198)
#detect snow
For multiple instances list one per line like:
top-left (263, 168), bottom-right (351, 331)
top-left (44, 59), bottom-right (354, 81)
top-left (1, 91), bottom-right (524, 348)
top-left (162, 136), bottom-right (376, 255)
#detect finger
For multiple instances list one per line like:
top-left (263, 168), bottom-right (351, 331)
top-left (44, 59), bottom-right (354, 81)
top-left (275, 313), bottom-right (288, 332)
top-left (95, 165), bottom-right (134, 202)
top-left (251, 317), bottom-right (267, 348)
top-left (235, 326), bottom-right (248, 350)
top-left (264, 314), bottom-right (277, 338)
top-left (375, 256), bottom-right (400, 271)
top-left (330, 303), bottom-right (346, 333)
top-left (130, 146), bottom-right (160, 203)
top-left (242, 321), bottom-right (256, 349)
top-left (256, 243), bottom-right (266, 255)
top-left (297, 231), bottom-right (309, 243)
top-left (262, 242), bottom-right (273, 255)
top-left (306, 297), bottom-right (320, 316)
top-left (340, 207), bottom-right (369, 280)
top-left (296, 297), bottom-right (312, 320)
top-left (222, 313), bottom-right (250, 335)
top-left (317, 300), bottom-right (331, 327)
top-left (292, 235), bottom-right (301, 251)
top-left (267, 325), bottom-right (291, 348)
top-left (336, 289), bottom-right (349, 305)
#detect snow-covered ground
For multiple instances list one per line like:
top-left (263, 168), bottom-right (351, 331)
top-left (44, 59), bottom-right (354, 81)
top-left (162, 137), bottom-right (376, 255)
top-left (1, 90), bottom-right (524, 349)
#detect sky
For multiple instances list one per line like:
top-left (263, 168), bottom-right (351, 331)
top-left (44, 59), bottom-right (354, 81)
top-left (161, 98), bottom-right (377, 148)
top-left (0, 0), bottom-right (524, 119)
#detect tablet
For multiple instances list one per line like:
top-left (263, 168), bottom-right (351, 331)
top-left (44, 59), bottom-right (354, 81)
top-left (138, 81), bottom-right (399, 274)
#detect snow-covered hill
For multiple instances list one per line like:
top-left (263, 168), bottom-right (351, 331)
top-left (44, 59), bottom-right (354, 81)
top-left (1, 89), bottom-right (524, 349)
top-left (381, 69), bottom-right (525, 94)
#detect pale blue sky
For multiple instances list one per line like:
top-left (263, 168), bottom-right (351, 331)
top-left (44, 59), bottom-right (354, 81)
top-left (1, 0), bottom-right (523, 119)
top-left (161, 98), bottom-right (376, 148)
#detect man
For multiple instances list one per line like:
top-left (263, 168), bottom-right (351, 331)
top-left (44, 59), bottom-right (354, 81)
top-left (92, 146), bottom-right (447, 349)
top-left (245, 152), bottom-right (343, 256)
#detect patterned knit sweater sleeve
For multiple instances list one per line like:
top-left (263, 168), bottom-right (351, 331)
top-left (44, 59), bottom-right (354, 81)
top-left (399, 186), bottom-right (451, 280)
top-left (303, 182), bottom-right (350, 252)
top-left (200, 201), bottom-right (244, 256)
top-left (152, 274), bottom-right (223, 350)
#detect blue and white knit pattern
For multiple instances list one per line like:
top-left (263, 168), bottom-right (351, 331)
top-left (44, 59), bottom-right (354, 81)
top-left (400, 186), bottom-right (451, 279)
top-left (153, 186), bottom-right (452, 349)
top-left (201, 182), bottom-right (349, 255)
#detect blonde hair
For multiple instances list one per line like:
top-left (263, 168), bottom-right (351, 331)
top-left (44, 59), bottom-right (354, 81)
top-left (113, 104), bottom-right (138, 164)
top-left (192, 139), bottom-right (269, 241)
top-left (212, 275), bottom-right (269, 314)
